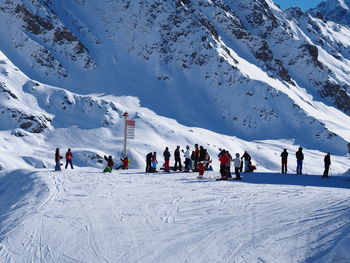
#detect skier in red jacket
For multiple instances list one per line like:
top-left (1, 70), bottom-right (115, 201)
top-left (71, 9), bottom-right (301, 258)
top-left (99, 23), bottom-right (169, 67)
top-left (65, 148), bottom-right (74, 169)
top-left (219, 150), bottom-right (229, 179)
top-left (116, 156), bottom-right (129, 170)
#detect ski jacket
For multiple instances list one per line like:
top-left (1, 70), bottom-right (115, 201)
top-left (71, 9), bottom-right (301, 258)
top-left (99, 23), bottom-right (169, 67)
top-left (190, 151), bottom-right (195, 160)
top-left (233, 156), bottom-right (241, 168)
top-left (174, 149), bottom-right (181, 160)
top-left (104, 156), bottom-right (114, 168)
top-left (296, 150), bottom-right (304, 160)
top-left (151, 155), bottom-right (158, 163)
top-left (280, 151), bottom-right (288, 161)
top-left (199, 149), bottom-right (206, 162)
top-left (55, 152), bottom-right (62, 162)
top-left (184, 150), bottom-right (191, 159)
top-left (146, 153), bottom-right (153, 163)
top-left (324, 154), bottom-right (331, 165)
top-left (122, 157), bottom-right (129, 168)
top-left (66, 151), bottom-right (73, 161)
top-left (219, 153), bottom-right (229, 165)
top-left (163, 150), bottom-right (171, 161)
top-left (241, 152), bottom-right (251, 161)
top-left (194, 147), bottom-right (200, 160)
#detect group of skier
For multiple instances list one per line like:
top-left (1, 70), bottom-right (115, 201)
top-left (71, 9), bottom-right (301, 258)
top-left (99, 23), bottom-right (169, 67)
top-left (146, 144), bottom-right (213, 175)
top-left (54, 148), bottom-right (129, 173)
top-left (280, 147), bottom-right (332, 178)
top-left (54, 145), bottom-right (332, 179)
top-left (54, 148), bottom-right (74, 171)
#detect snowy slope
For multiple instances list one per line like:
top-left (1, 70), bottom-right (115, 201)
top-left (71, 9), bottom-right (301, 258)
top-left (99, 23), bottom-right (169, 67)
top-left (1, 168), bottom-right (350, 262)
top-left (1, 49), bottom-right (349, 174)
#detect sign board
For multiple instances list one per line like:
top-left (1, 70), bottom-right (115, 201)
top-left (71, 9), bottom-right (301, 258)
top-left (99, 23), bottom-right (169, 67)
top-left (127, 120), bottom-right (136, 139)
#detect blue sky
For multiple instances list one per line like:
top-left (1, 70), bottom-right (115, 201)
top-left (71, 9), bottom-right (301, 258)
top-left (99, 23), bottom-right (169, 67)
top-left (273, 0), bottom-right (324, 10)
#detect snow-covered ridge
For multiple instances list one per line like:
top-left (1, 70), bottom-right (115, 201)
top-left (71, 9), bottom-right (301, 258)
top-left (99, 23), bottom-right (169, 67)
top-left (310, 0), bottom-right (350, 26)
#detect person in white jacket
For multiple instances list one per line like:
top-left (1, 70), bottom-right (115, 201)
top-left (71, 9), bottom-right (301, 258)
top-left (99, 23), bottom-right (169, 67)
top-left (182, 145), bottom-right (191, 172)
top-left (233, 153), bottom-right (241, 180)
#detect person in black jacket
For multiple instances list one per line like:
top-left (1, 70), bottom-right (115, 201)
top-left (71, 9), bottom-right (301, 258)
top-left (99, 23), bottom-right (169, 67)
top-left (241, 151), bottom-right (251, 172)
top-left (146, 152), bottom-right (153, 173)
top-left (280, 148), bottom-right (288, 174)
top-left (199, 146), bottom-right (206, 162)
top-left (174, 146), bottom-right (182, 171)
top-left (163, 147), bottom-right (171, 173)
top-left (296, 147), bottom-right (304, 174)
top-left (323, 153), bottom-right (331, 178)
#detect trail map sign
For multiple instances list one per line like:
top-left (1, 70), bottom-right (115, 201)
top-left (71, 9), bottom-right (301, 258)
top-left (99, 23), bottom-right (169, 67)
top-left (122, 112), bottom-right (136, 155)
top-left (127, 120), bottom-right (135, 139)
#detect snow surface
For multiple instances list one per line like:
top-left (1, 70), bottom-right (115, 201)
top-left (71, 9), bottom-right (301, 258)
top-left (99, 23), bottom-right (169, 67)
top-left (1, 168), bottom-right (350, 262)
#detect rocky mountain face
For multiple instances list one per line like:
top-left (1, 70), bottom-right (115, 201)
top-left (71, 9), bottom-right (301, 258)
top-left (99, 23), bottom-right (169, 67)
top-left (310, 0), bottom-right (350, 26)
top-left (0, 0), bottom-right (350, 154)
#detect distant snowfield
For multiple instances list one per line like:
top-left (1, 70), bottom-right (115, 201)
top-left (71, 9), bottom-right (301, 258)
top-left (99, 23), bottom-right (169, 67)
top-left (1, 168), bottom-right (350, 263)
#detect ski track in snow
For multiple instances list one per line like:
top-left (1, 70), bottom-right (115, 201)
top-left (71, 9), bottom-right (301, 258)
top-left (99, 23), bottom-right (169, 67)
top-left (0, 168), bottom-right (350, 263)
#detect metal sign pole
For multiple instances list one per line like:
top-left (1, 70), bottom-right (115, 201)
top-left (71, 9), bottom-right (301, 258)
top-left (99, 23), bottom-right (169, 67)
top-left (123, 112), bottom-right (129, 156)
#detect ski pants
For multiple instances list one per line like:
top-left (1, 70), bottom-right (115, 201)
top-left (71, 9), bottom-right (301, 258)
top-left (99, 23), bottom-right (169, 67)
top-left (281, 160), bottom-right (287, 174)
top-left (174, 158), bottom-right (182, 171)
top-left (220, 165), bottom-right (227, 178)
top-left (244, 160), bottom-right (250, 172)
top-left (65, 160), bottom-right (73, 169)
top-left (184, 158), bottom-right (191, 170)
top-left (146, 161), bottom-right (152, 173)
top-left (198, 163), bottom-right (205, 176)
top-left (103, 166), bottom-right (112, 173)
top-left (164, 160), bottom-right (170, 172)
top-left (226, 165), bottom-right (231, 178)
top-left (323, 164), bottom-right (330, 177)
top-left (235, 167), bottom-right (241, 179)
top-left (55, 161), bottom-right (61, 171)
top-left (296, 160), bottom-right (303, 174)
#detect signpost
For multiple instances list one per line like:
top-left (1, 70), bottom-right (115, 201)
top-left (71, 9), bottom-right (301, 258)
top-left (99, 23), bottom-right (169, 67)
top-left (122, 112), bottom-right (135, 156)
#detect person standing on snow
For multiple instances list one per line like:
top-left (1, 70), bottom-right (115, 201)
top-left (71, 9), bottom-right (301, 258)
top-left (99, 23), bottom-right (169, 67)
top-left (174, 146), bottom-right (182, 171)
top-left (241, 151), bottom-right (251, 172)
top-left (296, 147), bottom-right (304, 174)
top-left (151, 152), bottom-right (158, 172)
top-left (146, 152), bottom-right (153, 173)
top-left (103, 155), bottom-right (114, 173)
top-left (226, 151), bottom-right (232, 178)
top-left (219, 150), bottom-right (229, 179)
top-left (280, 148), bottom-right (288, 174)
top-left (323, 153), bottom-right (331, 178)
top-left (55, 148), bottom-right (63, 171)
top-left (199, 146), bottom-right (206, 163)
top-left (233, 153), bottom-right (241, 180)
top-left (65, 148), bottom-right (74, 169)
top-left (163, 147), bottom-right (171, 173)
top-left (183, 146), bottom-right (191, 172)
top-left (193, 144), bottom-right (200, 172)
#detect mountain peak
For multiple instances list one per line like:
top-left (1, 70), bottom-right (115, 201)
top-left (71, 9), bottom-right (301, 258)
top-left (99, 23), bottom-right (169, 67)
top-left (310, 0), bottom-right (350, 26)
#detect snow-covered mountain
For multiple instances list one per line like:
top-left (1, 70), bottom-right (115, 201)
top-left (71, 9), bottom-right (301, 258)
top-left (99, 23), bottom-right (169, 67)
top-left (0, 0), bottom-right (350, 170)
top-left (310, 0), bottom-right (350, 26)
